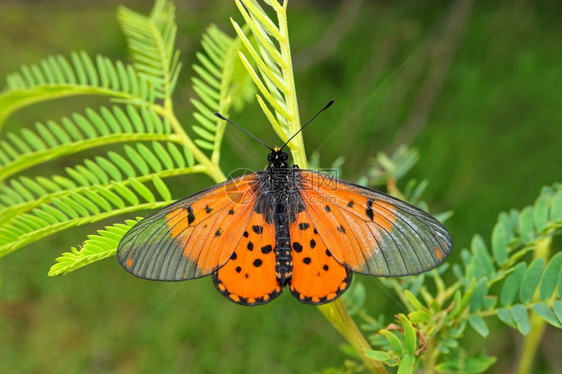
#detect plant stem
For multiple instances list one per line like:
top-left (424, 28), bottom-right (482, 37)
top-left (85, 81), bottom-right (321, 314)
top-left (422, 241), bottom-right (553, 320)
top-left (518, 312), bottom-right (547, 374)
top-left (516, 237), bottom-right (552, 374)
top-left (276, 1), bottom-right (306, 167)
top-left (318, 299), bottom-right (387, 374)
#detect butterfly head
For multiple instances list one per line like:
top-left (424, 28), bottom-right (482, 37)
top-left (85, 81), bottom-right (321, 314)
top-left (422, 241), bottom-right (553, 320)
top-left (268, 147), bottom-right (289, 168)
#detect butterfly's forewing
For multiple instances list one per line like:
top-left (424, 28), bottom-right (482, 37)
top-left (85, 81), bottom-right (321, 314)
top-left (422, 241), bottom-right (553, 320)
top-left (213, 205), bottom-right (281, 306)
top-left (288, 211), bottom-right (352, 304)
top-left (295, 170), bottom-right (452, 276)
top-left (117, 174), bottom-right (260, 280)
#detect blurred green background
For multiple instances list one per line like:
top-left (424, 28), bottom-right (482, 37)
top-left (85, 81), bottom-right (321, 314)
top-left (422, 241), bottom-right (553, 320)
top-left (1, 0), bottom-right (561, 373)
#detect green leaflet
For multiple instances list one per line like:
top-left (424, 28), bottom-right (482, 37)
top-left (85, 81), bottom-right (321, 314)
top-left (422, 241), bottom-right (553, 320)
top-left (469, 315), bottom-right (489, 337)
top-left (399, 314), bottom-right (417, 355)
top-left (540, 252), bottom-right (562, 300)
top-left (491, 221), bottom-right (508, 266)
top-left (397, 354), bottom-right (415, 374)
top-left (533, 303), bottom-right (562, 328)
top-left (500, 263), bottom-right (527, 306)
top-left (519, 258), bottom-right (544, 303)
top-left (512, 304), bottom-right (531, 335)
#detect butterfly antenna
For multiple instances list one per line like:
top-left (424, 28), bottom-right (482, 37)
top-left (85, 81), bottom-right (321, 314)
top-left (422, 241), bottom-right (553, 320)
top-left (214, 112), bottom-right (273, 151)
top-left (281, 99), bottom-right (335, 150)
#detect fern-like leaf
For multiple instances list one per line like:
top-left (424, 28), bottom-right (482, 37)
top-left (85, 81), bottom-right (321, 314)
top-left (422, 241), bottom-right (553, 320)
top-left (0, 0), bottom-right (254, 277)
top-left (190, 24), bottom-right (255, 162)
top-left (0, 141), bottom-right (199, 219)
top-left (231, 0), bottom-right (304, 159)
top-left (0, 178), bottom-right (172, 257)
top-left (0, 140), bottom-right (207, 256)
top-left (0, 52), bottom-right (154, 128)
top-left (48, 218), bottom-right (141, 276)
top-left (455, 184), bottom-right (562, 335)
top-left (118, 0), bottom-right (181, 100)
top-left (356, 184), bottom-right (561, 372)
top-left (0, 105), bottom-right (176, 182)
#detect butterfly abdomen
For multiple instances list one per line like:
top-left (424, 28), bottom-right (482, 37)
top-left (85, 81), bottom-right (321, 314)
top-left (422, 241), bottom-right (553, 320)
top-left (274, 202), bottom-right (292, 285)
top-left (260, 166), bottom-right (298, 286)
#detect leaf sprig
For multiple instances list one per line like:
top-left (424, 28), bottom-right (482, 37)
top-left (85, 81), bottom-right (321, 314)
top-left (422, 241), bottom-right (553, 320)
top-left (1, 51), bottom-right (154, 128)
top-left (0, 0), bottom-right (253, 268)
top-left (335, 151), bottom-right (562, 374)
top-left (232, 0), bottom-right (306, 166)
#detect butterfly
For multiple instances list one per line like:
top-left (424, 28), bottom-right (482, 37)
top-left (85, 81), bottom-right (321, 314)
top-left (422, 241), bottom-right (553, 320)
top-left (117, 102), bottom-right (453, 306)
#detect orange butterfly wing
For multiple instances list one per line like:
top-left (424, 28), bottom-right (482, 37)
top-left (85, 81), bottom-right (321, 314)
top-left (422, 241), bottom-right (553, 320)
top-left (213, 211), bottom-right (281, 305)
top-left (294, 170), bottom-right (452, 277)
top-left (117, 173), bottom-right (259, 280)
top-left (289, 213), bottom-right (352, 304)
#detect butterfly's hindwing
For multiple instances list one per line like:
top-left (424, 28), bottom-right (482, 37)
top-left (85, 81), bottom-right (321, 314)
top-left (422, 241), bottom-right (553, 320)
top-left (212, 203), bottom-right (281, 306)
top-left (288, 210), bottom-right (352, 304)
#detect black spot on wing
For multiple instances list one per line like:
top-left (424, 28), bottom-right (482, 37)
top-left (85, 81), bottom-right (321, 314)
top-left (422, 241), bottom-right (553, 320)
top-left (298, 223), bottom-right (310, 230)
top-left (186, 206), bottom-right (195, 225)
top-left (366, 199), bottom-right (374, 221)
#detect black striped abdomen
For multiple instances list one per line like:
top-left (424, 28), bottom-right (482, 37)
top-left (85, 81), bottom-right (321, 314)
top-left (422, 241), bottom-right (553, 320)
top-left (274, 202), bottom-right (292, 285)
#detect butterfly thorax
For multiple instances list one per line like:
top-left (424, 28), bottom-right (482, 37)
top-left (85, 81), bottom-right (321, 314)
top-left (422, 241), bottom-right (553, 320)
top-left (267, 147), bottom-right (289, 168)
